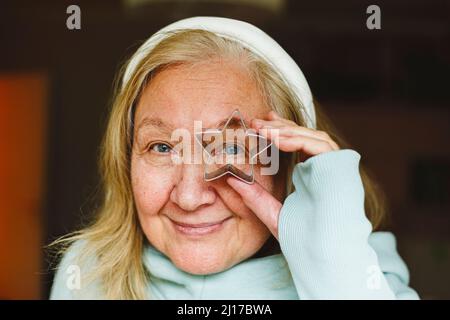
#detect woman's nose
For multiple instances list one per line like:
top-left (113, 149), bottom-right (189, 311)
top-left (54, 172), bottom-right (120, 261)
top-left (170, 163), bottom-right (216, 212)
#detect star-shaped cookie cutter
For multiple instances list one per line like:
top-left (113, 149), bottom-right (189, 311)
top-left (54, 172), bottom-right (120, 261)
top-left (194, 109), bottom-right (273, 184)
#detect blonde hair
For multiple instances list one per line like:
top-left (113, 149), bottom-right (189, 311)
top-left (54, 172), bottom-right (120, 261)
top-left (49, 29), bottom-right (387, 299)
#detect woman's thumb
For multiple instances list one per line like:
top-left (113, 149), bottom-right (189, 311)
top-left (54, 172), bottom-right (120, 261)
top-left (226, 177), bottom-right (281, 239)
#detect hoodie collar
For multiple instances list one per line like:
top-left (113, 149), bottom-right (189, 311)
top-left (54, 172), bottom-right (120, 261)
top-left (142, 243), bottom-right (298, 299)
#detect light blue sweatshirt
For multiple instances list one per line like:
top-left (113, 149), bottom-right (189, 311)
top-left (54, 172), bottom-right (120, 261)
top-left (50, 149), bottom-right (419, 299)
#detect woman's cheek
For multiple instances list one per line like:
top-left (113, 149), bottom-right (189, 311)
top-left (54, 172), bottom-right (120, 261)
top-left (131, 160), bottom-right (175, 217)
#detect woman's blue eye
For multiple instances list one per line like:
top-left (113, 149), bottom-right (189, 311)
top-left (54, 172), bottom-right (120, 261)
top-left (150, 143), bottom-right (172, 154)
top-left (223, 143), bottom-right (244, 155)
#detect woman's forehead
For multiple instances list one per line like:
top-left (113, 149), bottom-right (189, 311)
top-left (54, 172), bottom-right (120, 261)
top-left (134, 62), bottom-right (270, 131)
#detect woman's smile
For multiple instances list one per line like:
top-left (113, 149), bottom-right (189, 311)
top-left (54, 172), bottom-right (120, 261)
top-left (167, 216), bottom-right (233, 237)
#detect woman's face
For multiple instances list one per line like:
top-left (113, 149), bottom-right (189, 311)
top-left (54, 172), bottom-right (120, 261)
top-left (131, 59), bottom-right (282, 275)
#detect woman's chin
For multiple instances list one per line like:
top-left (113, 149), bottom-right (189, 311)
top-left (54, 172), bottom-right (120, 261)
top-left (175, 261), bottom-right (227, 275)
top-left (167, 246), bottom-right (239, 275)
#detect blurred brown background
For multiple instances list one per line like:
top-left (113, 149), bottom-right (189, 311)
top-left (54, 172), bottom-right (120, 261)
top-left (0, 0), bottom-right (449, 299)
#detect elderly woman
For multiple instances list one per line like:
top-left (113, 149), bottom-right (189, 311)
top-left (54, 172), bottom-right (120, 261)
top-left (50, 17), bottom-right (419, 300)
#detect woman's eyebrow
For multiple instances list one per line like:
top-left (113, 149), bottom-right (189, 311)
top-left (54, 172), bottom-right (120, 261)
top-left (136, 117), bottom-right (174, 134)
top-left (136, 115), bottom-right (250, 133)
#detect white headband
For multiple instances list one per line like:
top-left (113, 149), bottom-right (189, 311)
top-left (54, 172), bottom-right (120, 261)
top-left (123, 16), bottom-right (316, 129)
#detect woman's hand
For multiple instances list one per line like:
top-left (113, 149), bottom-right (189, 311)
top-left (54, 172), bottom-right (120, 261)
top-left (252, 111), bottom-right (340, 161)
top-left (226, 110), bottom-right (340, 239)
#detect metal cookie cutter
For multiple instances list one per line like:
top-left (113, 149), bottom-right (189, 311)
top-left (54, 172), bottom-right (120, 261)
top-left (194, 109), bottom-right (272, 184)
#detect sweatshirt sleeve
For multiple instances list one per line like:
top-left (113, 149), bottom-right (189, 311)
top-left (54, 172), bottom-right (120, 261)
top-left (278, 149), bottom-right (419, 299)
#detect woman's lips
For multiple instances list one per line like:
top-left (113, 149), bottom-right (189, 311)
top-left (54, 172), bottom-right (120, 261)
top-left (169, 217), bottom-right (232, 236)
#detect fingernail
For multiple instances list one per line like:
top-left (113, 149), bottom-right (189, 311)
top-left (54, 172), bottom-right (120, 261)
top-left (226, 177), bottom-right (238, 187)
top-left (227, 176), bottom-right (245, 187)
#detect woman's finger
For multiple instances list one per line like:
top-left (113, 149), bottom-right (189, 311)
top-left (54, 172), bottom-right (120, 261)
top-left (252, 118), bottom-right (334, 145)
top-left (275, 135), bottom-right (338, 154)
top-left (251, 118), bottom-right (285, 131)
top-left (258, 126), bottom-right (337, 156)
top-left (226, 176), bottom-right (281, 239)
top-left (267, 110), bottom-right (297, 126)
